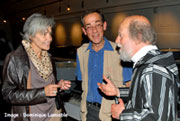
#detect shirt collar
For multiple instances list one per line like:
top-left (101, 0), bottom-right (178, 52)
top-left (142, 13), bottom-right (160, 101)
top-left (131, 45), bottom-right (158, 67)
top-left (87, 37), bottom-right (113, 51)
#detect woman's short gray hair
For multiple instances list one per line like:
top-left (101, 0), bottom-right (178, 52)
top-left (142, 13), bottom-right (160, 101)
top-left (22, 13), bottom-right (55, 42)
top-left (129, 20), bottom-right (157, 44)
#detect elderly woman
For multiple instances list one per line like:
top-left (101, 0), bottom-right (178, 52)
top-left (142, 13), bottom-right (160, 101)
top-left (2, 13), bottom-right (71, 121)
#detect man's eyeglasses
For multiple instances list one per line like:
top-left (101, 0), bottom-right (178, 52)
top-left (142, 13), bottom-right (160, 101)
top-left (85, 23), bottom-right (103, 32)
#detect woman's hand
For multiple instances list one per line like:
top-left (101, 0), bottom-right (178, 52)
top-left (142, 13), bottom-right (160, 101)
top-left (44, 84), bottom-right (60, 96)
top-left (58, 79), bottom-right (71, 90)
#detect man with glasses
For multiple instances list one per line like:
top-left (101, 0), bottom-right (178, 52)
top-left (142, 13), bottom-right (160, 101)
top-left (76, 10), bottom-right (132, 121)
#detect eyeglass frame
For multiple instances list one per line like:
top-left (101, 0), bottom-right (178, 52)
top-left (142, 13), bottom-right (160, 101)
top-left (84, 23), bottom-right (104, 32)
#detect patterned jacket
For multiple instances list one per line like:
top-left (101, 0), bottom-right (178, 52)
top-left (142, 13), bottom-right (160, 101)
top-left (120, 49), bottom-right (179, 121)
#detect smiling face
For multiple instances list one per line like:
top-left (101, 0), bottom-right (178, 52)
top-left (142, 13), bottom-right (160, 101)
top-left (82, 12), bottom-right (107, 45)
top-left (30, 26), bottom-right (52, 53)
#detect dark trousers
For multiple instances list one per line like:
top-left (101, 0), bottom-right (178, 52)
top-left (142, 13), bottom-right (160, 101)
top-left (86, 103), bottom-right (101, 121)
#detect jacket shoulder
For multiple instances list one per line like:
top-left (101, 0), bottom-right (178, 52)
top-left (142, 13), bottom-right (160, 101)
top-left (13, 45), bottom-right (26, 56)
top-left (78, 43), bottom-right (89, 50)
top-left (77, 43), bottom-right (89, 54)
top-left (3, 45), bottom-right (29, 73)
top-left (109, 41), bottom-right (117, 50)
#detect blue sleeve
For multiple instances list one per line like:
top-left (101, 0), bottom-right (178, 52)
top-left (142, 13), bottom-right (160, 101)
top-left (123, 67), bottom-right (133, 84)
top-left (76, 54), bottom-right (82, 81)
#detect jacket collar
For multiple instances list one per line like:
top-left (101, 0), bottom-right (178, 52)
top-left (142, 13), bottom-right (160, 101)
top-left (86, 37), bottom-right (114, 52)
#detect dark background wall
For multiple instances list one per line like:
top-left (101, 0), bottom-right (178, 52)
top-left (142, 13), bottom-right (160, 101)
top-left (1, 0), bottom-right (180, 50)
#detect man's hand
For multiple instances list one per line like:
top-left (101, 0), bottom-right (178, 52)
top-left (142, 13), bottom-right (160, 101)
top-left (125, 81), bottom-right (131, 87)
top-left (97, 75), bottom-right (119, 96)
top-left (111, 98), bottom-right (125, 119)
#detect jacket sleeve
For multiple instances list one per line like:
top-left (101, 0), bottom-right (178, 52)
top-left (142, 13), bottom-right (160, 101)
top-left (2, 54), bottom-right (47, 105)
top-left (119, 65), bottom-right (176, 121)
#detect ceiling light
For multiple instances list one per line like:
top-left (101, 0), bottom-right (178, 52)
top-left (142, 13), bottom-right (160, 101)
top-left (3, 20), bottom-right (7, 23)
top-left (22, 17), bottom-right (26, 21)
top-left (66, 4), bottom-right (71, 11)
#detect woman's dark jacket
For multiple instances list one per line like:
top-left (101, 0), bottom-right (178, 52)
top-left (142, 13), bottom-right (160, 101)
top-left (1, 45), bottom-right (58, 121)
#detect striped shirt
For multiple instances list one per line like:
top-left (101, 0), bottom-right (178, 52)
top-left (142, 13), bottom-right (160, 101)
top-left (120, 48), bottom-right (179, 121)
